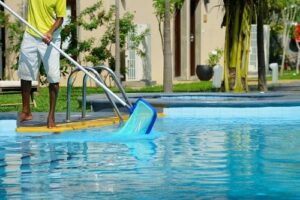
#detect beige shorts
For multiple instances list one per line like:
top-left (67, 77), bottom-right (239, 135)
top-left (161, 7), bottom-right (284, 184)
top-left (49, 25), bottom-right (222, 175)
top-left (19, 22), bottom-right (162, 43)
top-left (18, 32), bottom-right (61, 83)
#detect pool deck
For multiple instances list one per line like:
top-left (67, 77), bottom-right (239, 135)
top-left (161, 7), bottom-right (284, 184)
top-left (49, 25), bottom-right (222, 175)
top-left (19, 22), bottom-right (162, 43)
top-left (1, 80), bottom-right (299, 133)
top-left (13, 111), bottom-right (165, 133)
top-left (83, 79), bottom-right (300, 111)
top-left (10, 112), bottom-right (126, 133)
top-left (84, 91), bottom-right (300, 110)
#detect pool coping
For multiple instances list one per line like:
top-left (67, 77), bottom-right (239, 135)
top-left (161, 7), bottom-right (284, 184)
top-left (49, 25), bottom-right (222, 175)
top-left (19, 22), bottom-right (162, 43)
top-left (81, 91), bottom-right (300, 112)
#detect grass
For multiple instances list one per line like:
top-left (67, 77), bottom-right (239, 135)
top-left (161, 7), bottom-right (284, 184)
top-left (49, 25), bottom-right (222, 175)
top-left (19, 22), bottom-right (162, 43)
top-left (0, 69), bottom-right (298, 113)
top-left (128, 81), bottom-right (213, 93)
top-left (252, 69), bottom-right (300, 81)
top-left (0, 87), bottom-right (99, 113)
top-left (277, 70), bottom-right (300, 80)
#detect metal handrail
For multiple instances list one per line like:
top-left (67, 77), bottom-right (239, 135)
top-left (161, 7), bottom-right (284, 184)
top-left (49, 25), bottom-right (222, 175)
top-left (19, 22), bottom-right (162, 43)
top-left (93, 65), bottom-right (132, 107)
top-left (66, 66), bottom-right (130, 123)
top-left (82, 67), bottom-right (123, 123)
top-left (94, 65), bottom-right (132, 107)
top-left (66, 67), bottom-right (93, 122)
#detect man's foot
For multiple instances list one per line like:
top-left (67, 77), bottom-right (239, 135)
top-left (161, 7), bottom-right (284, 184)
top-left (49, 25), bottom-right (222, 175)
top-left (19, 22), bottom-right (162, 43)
top-left (47, 117), bottom-right (56, 128)
top-left (19, 112), bottom-right (33, 122)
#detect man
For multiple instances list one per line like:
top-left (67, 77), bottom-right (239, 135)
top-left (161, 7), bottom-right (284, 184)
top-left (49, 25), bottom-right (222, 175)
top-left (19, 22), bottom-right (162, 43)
top-left (18, 0), bottom-right (66, 128)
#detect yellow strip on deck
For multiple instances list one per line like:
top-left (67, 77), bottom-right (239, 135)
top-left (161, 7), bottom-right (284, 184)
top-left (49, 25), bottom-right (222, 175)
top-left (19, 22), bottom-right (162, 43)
top-left (16, 116), bottom-right (125, 133)
top-left (16, 113), bottom-right (165, 133)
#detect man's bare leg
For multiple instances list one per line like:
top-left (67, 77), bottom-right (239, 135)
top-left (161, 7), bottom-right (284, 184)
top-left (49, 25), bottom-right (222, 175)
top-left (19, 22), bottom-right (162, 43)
top-left (20, 79), bottom-right (33, 121)
top-left (48, 83), bottom-right (59, 128)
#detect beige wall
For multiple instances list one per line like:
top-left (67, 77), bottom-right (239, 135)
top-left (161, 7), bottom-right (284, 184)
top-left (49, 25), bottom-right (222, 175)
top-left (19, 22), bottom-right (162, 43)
top-left (3, 0), bottom-right (26, 80)
top-left (4, 0), bottom-right (225, 86)
top-left (178, 0), bottom-right (190, 81)
top-left (173, 0), bottom-right (225, 82)
top-left (116, 0), bottom-right (164, 84)
top-left (200, 1), bottom-right (225, 65)
top-left (76, 0), bottom-right (164, 85)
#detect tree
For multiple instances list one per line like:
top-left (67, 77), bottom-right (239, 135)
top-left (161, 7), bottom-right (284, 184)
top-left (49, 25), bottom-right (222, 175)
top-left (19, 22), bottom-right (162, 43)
top-left (153, 0), bottom-right (184, 92)
top-left (222, 0), bottom-right (254, 92)
top-left (264, 0), bottom-right (300, 75)
top-left (256, 0), bottom-right (268, 91)
top-left (295, 23), bottom-right (300, 74)
top-left (163, 0), bottom-right (172, 92)
top-left (279, 4), bottom-right (298, 75)
top-left (114, 0), bottom-right (126, 81)
top-left (222, 0), bottom-right (300, 92)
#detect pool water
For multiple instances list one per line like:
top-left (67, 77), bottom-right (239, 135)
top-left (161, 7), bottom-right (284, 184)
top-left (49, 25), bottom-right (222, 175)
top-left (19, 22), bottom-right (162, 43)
top-left (1, 107), bottom-right (300, 199)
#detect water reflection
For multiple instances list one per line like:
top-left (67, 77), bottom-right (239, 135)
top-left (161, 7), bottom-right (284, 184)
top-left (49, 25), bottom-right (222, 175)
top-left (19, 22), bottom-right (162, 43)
top-left (0, 122), bottom-right (159, 198)
top-left (1, 113), bottom-right (300, 199)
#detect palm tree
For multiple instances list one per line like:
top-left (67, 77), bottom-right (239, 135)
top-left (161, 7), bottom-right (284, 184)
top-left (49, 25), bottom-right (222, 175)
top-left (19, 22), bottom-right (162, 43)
top-left (223, 0), bottom-right (254, 92)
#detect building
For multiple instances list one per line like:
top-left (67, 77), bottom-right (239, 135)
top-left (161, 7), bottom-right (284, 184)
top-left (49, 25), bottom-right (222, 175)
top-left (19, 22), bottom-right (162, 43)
top-left (0, 0), bottom-right (225, 86)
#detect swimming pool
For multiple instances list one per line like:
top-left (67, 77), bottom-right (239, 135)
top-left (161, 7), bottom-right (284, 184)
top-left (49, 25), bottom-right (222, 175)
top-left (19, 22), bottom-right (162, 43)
top-left (1, 106), bottom-right (300, 199)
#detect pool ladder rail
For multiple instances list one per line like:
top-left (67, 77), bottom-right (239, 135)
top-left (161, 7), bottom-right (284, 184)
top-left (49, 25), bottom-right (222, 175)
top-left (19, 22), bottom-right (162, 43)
top-left (66, 65), bottom-right (132, 124)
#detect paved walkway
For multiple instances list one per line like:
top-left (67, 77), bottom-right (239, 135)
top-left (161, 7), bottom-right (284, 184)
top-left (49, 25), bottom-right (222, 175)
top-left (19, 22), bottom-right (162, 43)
top-left (266, 80), bottom-right (300, 92)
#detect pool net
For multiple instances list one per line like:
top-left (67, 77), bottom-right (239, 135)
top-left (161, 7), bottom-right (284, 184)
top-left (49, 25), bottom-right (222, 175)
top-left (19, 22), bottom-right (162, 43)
top-left (118, 99), bottom-right (157, 135)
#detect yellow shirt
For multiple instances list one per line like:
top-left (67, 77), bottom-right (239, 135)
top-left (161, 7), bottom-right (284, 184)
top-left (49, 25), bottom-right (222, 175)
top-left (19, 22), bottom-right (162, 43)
top-left (26, 0), bottom-right (66, 37)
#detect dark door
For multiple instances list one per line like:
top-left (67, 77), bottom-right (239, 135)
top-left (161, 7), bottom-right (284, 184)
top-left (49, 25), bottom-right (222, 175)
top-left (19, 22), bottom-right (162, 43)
top-left (190, 0), bottom-right (199, 76)
top-left (174, 9), bottom-right (181, 77)
top-left (67, 0), bottom-right (77, 17)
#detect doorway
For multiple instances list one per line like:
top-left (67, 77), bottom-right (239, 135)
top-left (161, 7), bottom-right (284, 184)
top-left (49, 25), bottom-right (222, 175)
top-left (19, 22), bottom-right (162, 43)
top-left (190, 0), bottom-right (200, 76)
top-left (174, 9), bottom-right (181, 77)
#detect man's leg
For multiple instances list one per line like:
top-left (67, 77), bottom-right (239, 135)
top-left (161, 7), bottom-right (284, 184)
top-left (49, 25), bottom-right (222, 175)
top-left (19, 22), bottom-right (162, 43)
top-left (48, 82), bottom-right (59, 128)
top-left (40, 34), bottom-right (61, 128)
top-left (20, 79), bottom-right (33, 121)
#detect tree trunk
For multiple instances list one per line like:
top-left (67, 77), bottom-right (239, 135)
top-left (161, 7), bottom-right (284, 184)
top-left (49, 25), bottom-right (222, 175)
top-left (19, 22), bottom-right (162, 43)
top-left (223, 0), bottom-right (253, 92)
top-left (257, 0), bottom-right (267, 92)
top-left (296, 42), bottom-right (300, 74)
top-left (163, 0), bottom-right (173, 92)
top-left (115, 0), bottom-right (121, 81)
top-left (223, 3), bottom-right (230, 91)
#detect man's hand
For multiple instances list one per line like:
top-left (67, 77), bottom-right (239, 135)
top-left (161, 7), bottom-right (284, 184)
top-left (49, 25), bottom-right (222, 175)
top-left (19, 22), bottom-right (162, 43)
top-left (43, 32), bottom-right (53, 45)
top-left (43, 17), bottom-right (63, 45)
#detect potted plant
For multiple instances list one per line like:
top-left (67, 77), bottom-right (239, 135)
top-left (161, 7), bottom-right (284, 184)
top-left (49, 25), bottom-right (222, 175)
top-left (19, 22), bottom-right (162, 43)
top-left (196, 48), bottom-right (223, 81)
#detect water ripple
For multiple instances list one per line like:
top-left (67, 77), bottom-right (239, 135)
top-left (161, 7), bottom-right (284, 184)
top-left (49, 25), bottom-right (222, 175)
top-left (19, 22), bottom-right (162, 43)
top-left (1, 111), bottom-right (300, 199)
